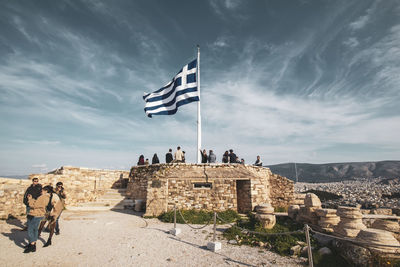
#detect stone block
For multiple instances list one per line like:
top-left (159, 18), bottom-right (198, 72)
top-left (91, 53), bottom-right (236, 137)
top-left (169, 228), bottom-right (181, 236)
top-left (207, 241), bottom-right (221, 252)
top-left (304, 193), bottom-right (321, 208)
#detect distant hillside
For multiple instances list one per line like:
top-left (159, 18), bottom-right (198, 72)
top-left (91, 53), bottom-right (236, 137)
top-left (267, 160), bottom-right (400, 183)
top-left (0, 175), bottom-right (29, 179)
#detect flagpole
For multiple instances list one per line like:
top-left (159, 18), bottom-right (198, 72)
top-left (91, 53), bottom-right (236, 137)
top-left (197, 45), bottom-right (201, 164)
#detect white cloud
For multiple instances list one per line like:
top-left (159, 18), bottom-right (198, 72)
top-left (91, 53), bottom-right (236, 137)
top-left (349, 14), bottom-right (370, 30)
top-left (348, 1), bottom-right (380, 31)
top-left (343, 37), bottom-right (359, 48)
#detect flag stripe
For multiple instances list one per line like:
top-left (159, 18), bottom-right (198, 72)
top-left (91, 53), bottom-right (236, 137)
top-left (143, 59), bottom-right (198, 118)
top-left (144, 87), bottom-right (198, 111)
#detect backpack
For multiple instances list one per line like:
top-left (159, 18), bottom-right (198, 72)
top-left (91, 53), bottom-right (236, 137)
top-left (46, 193), bottom-right (54, 213)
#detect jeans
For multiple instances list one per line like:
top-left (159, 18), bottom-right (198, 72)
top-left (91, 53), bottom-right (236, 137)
top-left (26, 206), bottom-right (30, 218)
top-left (27, 216), bottom-right (43, 243)
top-left (55, 217), bottom-right (60, 232)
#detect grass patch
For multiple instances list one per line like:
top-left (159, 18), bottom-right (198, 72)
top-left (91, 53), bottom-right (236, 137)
top-left (274, 206), bottom-right (288, 212)
top-left (223, 214), bottom-right (309, 255)
top-left (158, 209), bottom-right (241, 224)
top-left (312, 249), bottom-right (350, 267)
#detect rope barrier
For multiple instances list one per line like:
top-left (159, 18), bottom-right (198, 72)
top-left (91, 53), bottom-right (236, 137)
top-left (309, 227), bottom-right (400, 249)
top-left (177, 209), bottom-right (213, 230)
top-left (216, 214), bottom-right (303, 236)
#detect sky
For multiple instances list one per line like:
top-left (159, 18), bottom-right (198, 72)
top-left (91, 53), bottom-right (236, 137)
top-left (1, 0), bottom-right (400, 176)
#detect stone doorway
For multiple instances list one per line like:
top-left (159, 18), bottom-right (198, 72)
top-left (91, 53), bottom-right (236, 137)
top-left (236, 180), bottom-right (252, 213)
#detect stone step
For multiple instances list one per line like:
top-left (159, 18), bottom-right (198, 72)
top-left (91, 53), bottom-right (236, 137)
top-left (99, 194), bottom-right (128, 200)
top-left (101, 192), bottom-right (128, 198)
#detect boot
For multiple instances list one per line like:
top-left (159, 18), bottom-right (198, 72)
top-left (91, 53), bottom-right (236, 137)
top-left (23, 243), bottom-right (36, 253)
top-left (43, 239), bottom-right (52, 247)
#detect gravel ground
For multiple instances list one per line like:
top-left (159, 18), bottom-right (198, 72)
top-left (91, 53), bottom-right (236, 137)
top-left (0, 210), bottom-right (306, 267)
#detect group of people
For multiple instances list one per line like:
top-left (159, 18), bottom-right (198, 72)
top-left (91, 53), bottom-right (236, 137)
top-left (22, 177), bottom-right (66, 253)
top-left (137, 146), bottom-right (264, 167)
top-left (137, 146), bottom-right (186, 166)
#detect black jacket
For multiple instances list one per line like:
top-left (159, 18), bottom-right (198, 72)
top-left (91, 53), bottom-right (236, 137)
top-left (23, 184), bottom-right (42, 206)
top-left (229, 153), bottom-right (237, 163)
top-left (165, 152), bottom-right (173, 163)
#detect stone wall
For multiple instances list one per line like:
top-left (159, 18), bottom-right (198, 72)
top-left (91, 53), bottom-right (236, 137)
top-left (128, 164), bottom-right (295, 216)
top-left (0, 178), bottom-right (31, 219)
top-left (0, 166), bottom-right (129, 219)
top-left (269, 173), bottom-right (295, 209)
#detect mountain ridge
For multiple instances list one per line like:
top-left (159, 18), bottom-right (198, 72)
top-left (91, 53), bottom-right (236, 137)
top-left (267, 160), bottom-right (400, 183)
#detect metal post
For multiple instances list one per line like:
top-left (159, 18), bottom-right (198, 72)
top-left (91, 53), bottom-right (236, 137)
top-left (213, 211), bottom-right (216, 242)
top-left (174, 204), bottom-right (176, 229)
top-left (196, 45), bottom-right (201, 164)
top-left (305, 224), bottom-right (314, 267)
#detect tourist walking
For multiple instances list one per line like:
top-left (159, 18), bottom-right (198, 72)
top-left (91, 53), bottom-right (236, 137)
top-left (174, 146), bottom-right (183, 162)
top-left (152, 153), bottom-right (160, 164)
top-left (22, 177), bottom-right (42, 231)
top-left (222, 151), bottom-right (229, 163)
top-left (54, 182), bottom-right (66, 235)
top-left (229, 149), bottom-right (237, 163)
top-left (38, 185), bottom-right (64, 247)
top-left (165, 149), bottom-right (173, 163)
top-left (208, 150), bottom-right (216, 163)
top-left (182, 151), bottom-right (186, 163)
top-left (200, 149), bottom-right (208, 163)
top-left (137, 155), bottom-right (145, 165)
top-left (254, 155), bottom-right (263, 166)
top-left (24, 185), bottom-right (51, 253)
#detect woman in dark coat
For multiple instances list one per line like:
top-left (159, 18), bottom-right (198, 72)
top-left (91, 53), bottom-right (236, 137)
top-left (152, 153), bottom-right (160, 164)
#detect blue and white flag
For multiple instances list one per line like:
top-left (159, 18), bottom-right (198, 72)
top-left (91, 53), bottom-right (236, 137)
top-left (143, 59), bottom-right (199, 118)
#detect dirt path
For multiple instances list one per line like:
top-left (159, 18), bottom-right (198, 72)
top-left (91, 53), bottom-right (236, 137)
top-left (0, 210), bottom-right (306, 266)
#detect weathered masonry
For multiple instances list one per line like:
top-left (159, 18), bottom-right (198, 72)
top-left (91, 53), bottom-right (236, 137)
top-left (127, 163), bottom-right (294, 216)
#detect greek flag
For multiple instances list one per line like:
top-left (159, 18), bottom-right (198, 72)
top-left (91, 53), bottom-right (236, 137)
top-left (143, 59), bottom-right (198, 118)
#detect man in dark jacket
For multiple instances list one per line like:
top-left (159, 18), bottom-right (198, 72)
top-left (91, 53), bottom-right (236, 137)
top-left (165, 149), bottom-right (173, 163)
top-left (229, 149), bottom-right (237, 163)
top-left (22, 177), bottom-right (42, 231)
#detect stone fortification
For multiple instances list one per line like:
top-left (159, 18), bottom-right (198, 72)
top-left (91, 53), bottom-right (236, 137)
top-left (0, 166), bottom-right (129, 219)
top-left (0, 178), bottom-right (31, 219)
top-left (1, 164), bottom-right (294, 219)
top-left (127, 163), bottom-right (294, 217)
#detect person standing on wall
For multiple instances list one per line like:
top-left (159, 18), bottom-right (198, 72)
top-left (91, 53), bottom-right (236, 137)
top-left (22, 177), bottom-right (42, 231)
top-left (137, 155), bottom-right (145, 165)
top-left (222, 151), bottom-right (229, 163)
top-left (174, 146), bottom-right (183, 163)
top-left (254, 155), bottom-right (263, 166)
top-left (200, 149), bottom-right (208, 163)
top-left (165, 149), bottom-right (173, 163)
top-left (208, 150), bottom-right (216, 163)
top-left (152, 153), bottom-right (160, 164)
top-left (229, 149), bottom-right (237, 163)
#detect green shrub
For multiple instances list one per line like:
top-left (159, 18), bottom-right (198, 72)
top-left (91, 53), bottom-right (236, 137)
top-left (223, 215), bottom-right (309, 255)
top-left (274, 206), bottom-right (288, 212)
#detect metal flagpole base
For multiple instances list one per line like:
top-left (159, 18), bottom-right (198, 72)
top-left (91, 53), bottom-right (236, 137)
top-left (207, 241), bottom-right (221, 252)
top-left (169, 228), bottom-right (181, 236)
